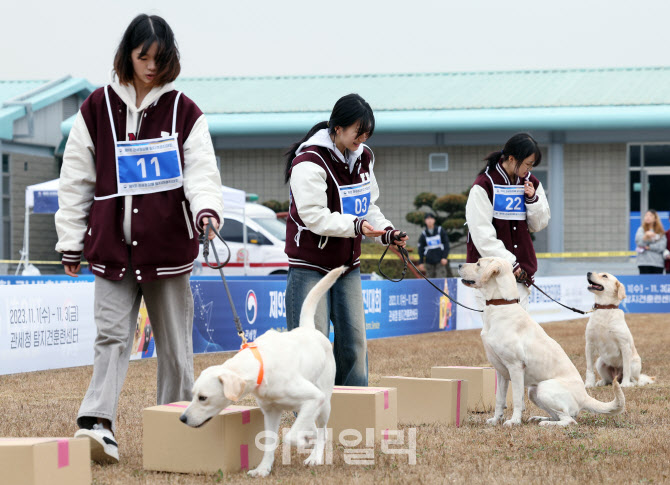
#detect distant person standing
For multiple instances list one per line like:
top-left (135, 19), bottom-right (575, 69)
top-left (417, 213), bottom-right (450, 278)
top-left (665, 214), bottom-right (670, 274)
top-left (635, 209), bottom-right (667, 274)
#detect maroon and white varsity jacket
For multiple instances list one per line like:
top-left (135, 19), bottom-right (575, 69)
top-left (285, 129), bottom-right (396, 275)
top-left (465, 161), bottom-right (551, 281)
top-left (55, 81), bottom-right (223, 282)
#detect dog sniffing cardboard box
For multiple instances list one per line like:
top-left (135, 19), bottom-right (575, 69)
top-left (0, 437), bottom-right (91, 485)
top-left (143, 402), bottom-right (264, 474)
top-left (431, 366), bottom-right (513, 412)
top-left (328, 386), bottom-right (397, 442)
top-left (379, 377), bottom-right (468, 426)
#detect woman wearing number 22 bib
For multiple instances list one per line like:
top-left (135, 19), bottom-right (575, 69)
top-left (55, 15), bottom-right (223, 464)
top-left (283, 94), bottom-right (408, 386)
top-left (465, 133), bottom-right (551, 310)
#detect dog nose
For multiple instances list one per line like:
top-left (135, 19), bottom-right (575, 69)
top-left (458, 264), bottom-right (463, 269)
top-left (587, 272), bottom-right (592, 277)
top-left (179, 414), bottom-right (187, 423)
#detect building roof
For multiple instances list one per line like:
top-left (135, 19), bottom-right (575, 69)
top-left (1, 77), bottom-right (96, 140)
top-left (61, 67), bottom-right (670, 137)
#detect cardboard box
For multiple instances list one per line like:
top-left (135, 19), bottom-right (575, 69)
top-left (143, 402), bottom-right (265, 474)
top-left (0, 437), bottom-right (91, 485)
top-left (328, 386), bottom-right (397, 443)
top-left (431, 366), bottom-right (514, 412)
top-left (379, 376), bottom-right (468, 427)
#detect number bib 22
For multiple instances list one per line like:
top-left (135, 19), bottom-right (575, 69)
top-left (492, 184), bottom-right (526, 220)
top-left (340, 180), bottom-right (371, 218)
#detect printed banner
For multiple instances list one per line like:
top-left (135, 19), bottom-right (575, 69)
top-left (0, 283), bottom-right (95, 374)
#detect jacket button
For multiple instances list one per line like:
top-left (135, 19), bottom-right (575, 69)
top-left (137, 276), bottom-right (142, 281)
top-left (132, 241), bottom-right (138, 246)
top-left (133, 208), bottom-right (138, 213)
top-left (514, 245), bottom-right (518, 248)
top-left (136, 269), bottom-right (141, 275)
top-left (119, 273), bottom-right (123, 277)
top-left (513, 227), bottom-right (517, 230)
top-left (121, 268), bottom-right (125, 271)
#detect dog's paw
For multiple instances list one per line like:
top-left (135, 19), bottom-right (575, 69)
top-left (528, 415), bottom-right (550, 423)
top-left (584, 379), bottom-right (595, 388)
top-left (621, 380), bottom-right (634, 388)
top-left (595, 380), bottom-right (607, 387)
top-left (503, 418), bottom-right (522, 427)
top-left (248, 465), bottom-right (272, 478)
top-left (304, 452), bottom-right (324, 466)
top-left (486, 416), bottom-right (502, 425)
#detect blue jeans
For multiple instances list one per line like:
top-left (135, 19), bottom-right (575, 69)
top-left (286, 267), bottom-right (368, 386)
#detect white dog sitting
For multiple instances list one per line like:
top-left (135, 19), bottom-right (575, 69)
top-left (180, 267), bottom-right (340, 477)
top-left (458, 257), bottom-right (625, 427)
top-left (584, 271), bottom-right (655, 388)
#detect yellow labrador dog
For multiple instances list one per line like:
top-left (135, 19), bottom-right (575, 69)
top-left (180, 267), bottom-right (341, 477)
top-left (459, 257), bottom-right (624, 427)
top-left (585, 272), bottom-right (655, 388)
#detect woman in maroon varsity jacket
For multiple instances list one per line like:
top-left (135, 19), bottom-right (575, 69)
top-left (465, 133), bottom-right (551, 310)
top-left (283, 94), bottom-right (408, 386)
top-left (54, 15), bottom-right (223, 464)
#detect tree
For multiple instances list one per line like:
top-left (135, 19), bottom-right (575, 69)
top-left (405, 190), bottom-right (470, 247)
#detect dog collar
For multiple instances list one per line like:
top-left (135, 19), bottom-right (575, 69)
top-left (240, 342), bottom-right (264, 387)
top-left (486, 298), bottom-right (520, 306)
top-left (593, 304), bottom-right (619, 310)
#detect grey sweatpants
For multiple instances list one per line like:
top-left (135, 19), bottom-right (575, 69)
top-left (77, 271), bottom-right (194, 434)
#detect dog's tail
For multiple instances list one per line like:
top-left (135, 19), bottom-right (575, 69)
top-left (298, 266), bottom-right (347, 329)
top-left (581, 379), bottom-right (625, 415)
top-left (637, 374), bottom-right (655, 386)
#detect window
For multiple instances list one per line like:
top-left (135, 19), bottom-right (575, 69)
top-left (429, 153), bottom-right (448, 172)
top-left (220, 219), bottom-right (244, 243)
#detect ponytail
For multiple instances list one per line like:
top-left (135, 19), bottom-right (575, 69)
top-left (284, 121), bottom-right (329, 183)
top-left (479, 150), bottom-right (505, 175)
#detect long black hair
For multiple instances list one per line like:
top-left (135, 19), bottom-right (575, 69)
top-left (479, 133), bottom-right (542, 175)
top-left (113, 14), bottom-right (181, 86)
top-left (283, 93), bottom-right (375, 183)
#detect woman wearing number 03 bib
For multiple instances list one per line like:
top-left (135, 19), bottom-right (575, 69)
top-left (465, 133), bottom-right (550, 310)
top-left (284, 94), bottom-right (408, 386)
top-left (54, 15), bottom-right (223, 464)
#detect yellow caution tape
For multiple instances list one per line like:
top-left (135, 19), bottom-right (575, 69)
top-left (359, 251), bottom-right (636, 261)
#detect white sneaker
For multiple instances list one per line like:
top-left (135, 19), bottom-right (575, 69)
top-left (74, 423), bottom-right (119, 464)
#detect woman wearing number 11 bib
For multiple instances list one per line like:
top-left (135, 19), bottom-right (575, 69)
top-left (283, 94), bottom-right (408, 386)
top-left (54, 15), bottom-right (223, 464)
top-left (465, 133), bottom-right (550, 310)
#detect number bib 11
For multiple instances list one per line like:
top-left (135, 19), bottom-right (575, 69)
top-left (340, 180), bottom-right (371, 218)
top-left (492, 184), bottom-right (526, 220)
top-left (99, 85), bottom-right (184, 199)
top-left (116, 137), bottom-right (182, 195)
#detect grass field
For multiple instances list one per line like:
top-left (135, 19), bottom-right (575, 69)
top-left (1, 314), bottom-right (667, 484)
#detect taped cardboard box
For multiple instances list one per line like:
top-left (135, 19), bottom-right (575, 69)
top-left (379, 376), bottom-right (468, 427)
top-left (431, 366), bottom-right (513, 412)
top-left (0, 437), bottom-right (91, 485)
top-left (328, 386), bottom-right (397, 443)
top-left (143, 402), bottom-right (264, 474)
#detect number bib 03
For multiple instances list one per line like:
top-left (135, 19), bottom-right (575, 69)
top-left (339, 180), bottom-right (371, 218)
top-left (99, 85), bottom-right (184, 199)
top-left (492, 184), bottom-right (526, 220)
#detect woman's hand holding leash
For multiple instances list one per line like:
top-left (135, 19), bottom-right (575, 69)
top-left (202, 217), bottom-right (219, 240)
top-left (64, 264), bottom-right (80, 277)
top-left (391, 230), bottom-right (409, 248)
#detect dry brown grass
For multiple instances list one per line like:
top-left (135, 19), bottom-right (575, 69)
top-left (1, 314), bottom-right (668, 484)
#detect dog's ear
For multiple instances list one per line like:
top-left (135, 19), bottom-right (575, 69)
top-left (480, 260), bottom-right (503, 284)
top-left (615, 280), bottom-right (626, 301)
top-left (218, 369), bottom-right (246, 402)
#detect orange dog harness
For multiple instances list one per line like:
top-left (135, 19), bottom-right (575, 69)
top-left (240, 342), bottom-right (264, 386)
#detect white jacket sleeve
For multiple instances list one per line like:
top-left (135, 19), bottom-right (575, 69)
top-left (182, 115), bottom-right (224, 231)
top-left (54, 112), bottom-right (96, 253)
top-left (465, 185), bottom-right (517, 267)
top-left (290, 162), bottom-right (357, 237)
top-left (526, 182), bottom-right (551, 233)
top-left (364, 162), bottom-right (394, 242)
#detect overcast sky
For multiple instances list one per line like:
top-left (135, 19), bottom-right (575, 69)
top-left (3, 0), bottom-right (669, 85)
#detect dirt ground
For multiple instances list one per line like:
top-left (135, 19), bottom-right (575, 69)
top-left (1, 314), bottom-right (668, 484)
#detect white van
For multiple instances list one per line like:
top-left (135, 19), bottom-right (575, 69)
top-left (192, 203), bottom-right (289, 276)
